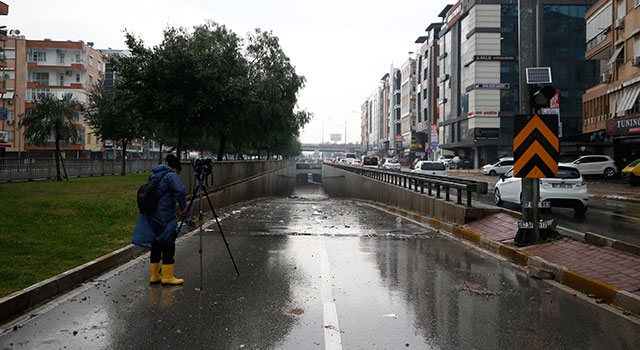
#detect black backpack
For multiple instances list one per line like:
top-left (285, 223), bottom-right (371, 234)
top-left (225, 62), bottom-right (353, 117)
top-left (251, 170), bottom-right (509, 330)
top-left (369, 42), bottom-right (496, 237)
top-left (137, 171), bottom-right (170, 215)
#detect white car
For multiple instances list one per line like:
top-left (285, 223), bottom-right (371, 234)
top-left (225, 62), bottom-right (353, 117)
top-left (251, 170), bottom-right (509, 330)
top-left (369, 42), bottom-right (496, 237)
top-left (562, 154), bottom-right (618, 178)
top-left (379, 158), bottom-right (401, 171)
top-left (436, 154), bottom-right (455, 167)
top-left (493, 164), bottom-right (588, 214)
top-left (482, 157), bottom-right (514, 176)
top-left (412, 161), bottom-right (448, 176)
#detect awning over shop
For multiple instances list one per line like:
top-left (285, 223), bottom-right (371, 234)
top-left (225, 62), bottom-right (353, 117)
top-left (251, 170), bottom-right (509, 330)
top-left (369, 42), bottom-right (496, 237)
top-left (616, 85), bottom-right (640, 114)
top-left (608, 46), bottom-right (624, 65)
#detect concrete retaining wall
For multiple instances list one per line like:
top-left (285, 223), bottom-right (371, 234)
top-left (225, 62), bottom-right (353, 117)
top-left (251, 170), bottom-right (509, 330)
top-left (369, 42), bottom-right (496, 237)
top-left (321, 165), bottom-right (499, 225)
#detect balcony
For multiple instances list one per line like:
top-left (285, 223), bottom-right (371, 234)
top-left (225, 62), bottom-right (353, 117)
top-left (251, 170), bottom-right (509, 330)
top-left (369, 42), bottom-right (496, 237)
top-left (586, 29), bottom-right (612, 61)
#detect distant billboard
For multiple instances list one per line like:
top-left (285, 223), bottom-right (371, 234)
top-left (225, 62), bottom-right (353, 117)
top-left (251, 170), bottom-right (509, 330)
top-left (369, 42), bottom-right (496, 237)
top-left (330, 133), bottom-right (342, 142)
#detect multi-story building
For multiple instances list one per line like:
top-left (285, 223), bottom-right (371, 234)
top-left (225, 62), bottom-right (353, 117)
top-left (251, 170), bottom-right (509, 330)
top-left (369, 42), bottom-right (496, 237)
top-left (24, 39), bottom-right (105, 158)
top-left (584, 0), bottom-right (640, 167)
top-left (415, 22), bottom-right (444, 161)
top-left (437, 0), bottom-right (597, 168)
top-left (0, 29), bottom-right (107, 159)
top-left (399, 57), bottom-right (417, 163)
top-left (379, 72), bottom-right (392, 154)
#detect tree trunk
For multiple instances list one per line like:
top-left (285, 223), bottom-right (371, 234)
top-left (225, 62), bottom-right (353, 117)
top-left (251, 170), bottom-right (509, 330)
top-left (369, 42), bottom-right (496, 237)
top-left (217, 137), bottom-right (227, 161)
top-left (120, 141), bottom-right (127, 176)
top-left (55, 138), bottom-right (62, 181)
top-left (158, 142), bottom-right (164, 164)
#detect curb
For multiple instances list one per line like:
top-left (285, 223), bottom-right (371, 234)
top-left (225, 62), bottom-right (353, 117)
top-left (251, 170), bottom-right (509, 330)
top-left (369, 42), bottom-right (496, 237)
top-left (0, 245), bottom-right (147, 324)
top-left (375, 202), bottom-right (640, 317)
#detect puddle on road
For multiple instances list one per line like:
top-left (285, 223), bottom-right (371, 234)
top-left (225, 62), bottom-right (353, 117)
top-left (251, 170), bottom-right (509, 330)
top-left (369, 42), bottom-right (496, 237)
top-left (220, 183), bottom-right (436, 238)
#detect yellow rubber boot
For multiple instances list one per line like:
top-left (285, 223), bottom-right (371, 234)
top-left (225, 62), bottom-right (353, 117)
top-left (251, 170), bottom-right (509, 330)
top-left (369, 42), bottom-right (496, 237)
top-left (161, 264), bottom-right (184, 285)
top-left (150, 263), bottom-right (161, 284)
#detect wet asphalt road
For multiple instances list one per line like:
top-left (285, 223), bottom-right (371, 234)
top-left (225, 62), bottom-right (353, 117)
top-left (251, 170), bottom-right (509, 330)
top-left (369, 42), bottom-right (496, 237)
top-left (1, 184), bottom-right (640, 349)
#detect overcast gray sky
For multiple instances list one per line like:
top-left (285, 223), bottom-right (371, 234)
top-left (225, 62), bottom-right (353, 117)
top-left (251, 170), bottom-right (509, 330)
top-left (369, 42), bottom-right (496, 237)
top-left (3, 0), bottom-right (451, 144)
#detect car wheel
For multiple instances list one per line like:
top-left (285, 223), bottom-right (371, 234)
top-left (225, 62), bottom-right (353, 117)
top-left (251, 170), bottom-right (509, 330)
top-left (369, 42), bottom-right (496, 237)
top-left (574, 204), bottom-right (587, 215)
top-left (489, 170), bottom-right (497, 176)
top-left (494, 188), bottom-right (504, 206)
top-left (604, 167), bottom-right (616, 179)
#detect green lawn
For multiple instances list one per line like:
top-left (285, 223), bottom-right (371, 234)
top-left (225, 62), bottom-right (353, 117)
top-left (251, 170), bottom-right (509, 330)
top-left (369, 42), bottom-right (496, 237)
top-left (0, 173), bottom-right (150, 298)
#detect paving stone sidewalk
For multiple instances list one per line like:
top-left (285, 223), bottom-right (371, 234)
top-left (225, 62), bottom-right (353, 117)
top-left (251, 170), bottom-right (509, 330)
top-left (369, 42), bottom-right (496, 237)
top-left (463, 211), bottom-right (640, 315)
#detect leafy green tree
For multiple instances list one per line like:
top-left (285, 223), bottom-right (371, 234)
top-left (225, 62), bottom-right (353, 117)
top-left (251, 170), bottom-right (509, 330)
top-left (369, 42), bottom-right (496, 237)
top-left (84, 80), bottom-right (149, 175)
top-left (241, 29), bottom-right (310, 159)
top-left (19, 93), bottom-right (80, 181)
top-left (118, 23), bottom-right (311, 161)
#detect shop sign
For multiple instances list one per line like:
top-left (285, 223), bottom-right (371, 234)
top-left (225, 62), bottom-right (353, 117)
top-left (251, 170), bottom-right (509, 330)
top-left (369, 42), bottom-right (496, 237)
top-left (467, 111), bottom-right (499, 117)
top-left (474, 128), bottom-right (500, 139)
top-left (607, 116), bottom-right (640, 136)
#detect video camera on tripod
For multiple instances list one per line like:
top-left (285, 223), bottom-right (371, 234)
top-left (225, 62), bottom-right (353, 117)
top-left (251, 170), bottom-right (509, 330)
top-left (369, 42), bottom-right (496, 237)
top-left (178, 156), bottom-right (240, 286)
top-left (192, 157), bottom-right (213, 176)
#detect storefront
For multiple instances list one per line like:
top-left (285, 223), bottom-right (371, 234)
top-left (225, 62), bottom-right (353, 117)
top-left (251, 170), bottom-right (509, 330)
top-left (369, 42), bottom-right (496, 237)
top-left (607, 116), bottom-right (640, 167)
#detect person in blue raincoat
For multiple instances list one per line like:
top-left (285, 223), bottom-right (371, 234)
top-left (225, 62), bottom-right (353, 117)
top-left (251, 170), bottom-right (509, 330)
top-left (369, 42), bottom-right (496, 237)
top-left (133, 154), bottom-right (187, 285)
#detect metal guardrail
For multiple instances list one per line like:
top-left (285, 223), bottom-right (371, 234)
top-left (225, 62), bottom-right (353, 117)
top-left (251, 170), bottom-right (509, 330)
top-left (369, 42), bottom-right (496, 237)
top-left (0, 159), bottom-right (155, 182)
top-left (328, 163), bottom-right (488, 207)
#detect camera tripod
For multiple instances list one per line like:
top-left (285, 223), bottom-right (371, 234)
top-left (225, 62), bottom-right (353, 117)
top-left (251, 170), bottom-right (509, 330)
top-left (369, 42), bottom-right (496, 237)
top-left (177, 167), bottom-right (240, 291)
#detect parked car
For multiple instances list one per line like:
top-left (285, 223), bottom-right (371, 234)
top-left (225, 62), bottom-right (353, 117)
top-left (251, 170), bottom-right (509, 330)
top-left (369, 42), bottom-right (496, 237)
top-left (450, 156), bottom-right (473, 169)
top-left (412, 161), bottom-right (448, 176)
top-left (379, 158), bottom-right (401, 171)
top-left (622, 159), bottom-right (640, 185)
top-left (436, 154), bottom-right (455, 167)
top-left (361, 155), bottom-right (379, 168)
top-left (493, 164), bottom-right (588, 214)
top-left (563, 154), bottom-right (618, 178)
top-left (481, 157), bottom-right (514, 176)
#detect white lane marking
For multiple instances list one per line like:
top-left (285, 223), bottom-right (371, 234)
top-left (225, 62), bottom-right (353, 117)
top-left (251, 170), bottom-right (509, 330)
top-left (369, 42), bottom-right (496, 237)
top-left (319, 236), bottom-right (342, 350)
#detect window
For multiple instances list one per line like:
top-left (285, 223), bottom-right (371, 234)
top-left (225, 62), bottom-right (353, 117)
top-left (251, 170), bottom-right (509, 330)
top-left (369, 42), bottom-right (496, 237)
top-left (89, 74), bottom-right (93, 85)
top-left (58, 54), bottom-right (65, 64)
top-left (30, 51), bottom-right (47, 62)
top-left (76, 73), bottom-right (80, 82)
top-left (34, 72), bottom-right (49, 85)
top-left (89, 55), bottom-right (93, 66)
top-left (75, 53), bottom-right (81, 63)
top-left (27, 88), bottom-right (52, 101)
top-left (59, 73), bottom-right (64, 86)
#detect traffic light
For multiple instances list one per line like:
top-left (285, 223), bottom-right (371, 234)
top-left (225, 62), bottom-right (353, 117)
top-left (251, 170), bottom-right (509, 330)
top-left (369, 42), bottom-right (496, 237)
top-left (531, 86), bottom-right (556, 108)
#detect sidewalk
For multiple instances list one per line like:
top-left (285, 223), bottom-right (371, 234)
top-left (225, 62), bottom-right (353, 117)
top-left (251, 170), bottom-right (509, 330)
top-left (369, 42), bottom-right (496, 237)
top-left (461, 212), bottom-right (640, 315)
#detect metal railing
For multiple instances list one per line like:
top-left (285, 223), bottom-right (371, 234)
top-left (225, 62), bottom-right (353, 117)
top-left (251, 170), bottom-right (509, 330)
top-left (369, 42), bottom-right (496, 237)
top-left (0, 158), bottom-right (155, 182)
top-left (329, 163), bottom-right (488, 207)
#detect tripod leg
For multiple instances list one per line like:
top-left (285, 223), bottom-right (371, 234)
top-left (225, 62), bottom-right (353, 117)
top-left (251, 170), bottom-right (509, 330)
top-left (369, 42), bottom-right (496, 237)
top-left (175, 184), bottom-right (200, 239)
top-left (203, 188), bottom-right (240, 276)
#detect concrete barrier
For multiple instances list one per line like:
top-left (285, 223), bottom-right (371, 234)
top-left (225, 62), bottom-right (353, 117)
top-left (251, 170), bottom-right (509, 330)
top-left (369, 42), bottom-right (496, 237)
top-left (321, 164), bottom-right (500, 225)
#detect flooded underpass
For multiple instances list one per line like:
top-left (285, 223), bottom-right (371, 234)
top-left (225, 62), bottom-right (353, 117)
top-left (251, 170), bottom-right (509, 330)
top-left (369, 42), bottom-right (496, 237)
top-left (2, 183), bottom-right (639, 349)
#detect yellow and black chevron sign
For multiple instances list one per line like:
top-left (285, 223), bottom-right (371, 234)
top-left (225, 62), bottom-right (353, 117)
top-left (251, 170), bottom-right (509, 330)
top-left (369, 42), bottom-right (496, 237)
top-left (513, 114), bottom-right (559, 178)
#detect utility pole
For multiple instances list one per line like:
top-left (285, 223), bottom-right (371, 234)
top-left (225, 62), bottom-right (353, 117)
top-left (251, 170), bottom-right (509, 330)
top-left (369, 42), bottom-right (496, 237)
top-left (516, 0), bottom-right (540, 244)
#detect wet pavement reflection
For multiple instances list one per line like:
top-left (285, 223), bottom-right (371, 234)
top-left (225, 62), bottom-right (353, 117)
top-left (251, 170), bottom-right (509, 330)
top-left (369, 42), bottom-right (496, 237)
top-left (1, 184), bottom-right (639, 349)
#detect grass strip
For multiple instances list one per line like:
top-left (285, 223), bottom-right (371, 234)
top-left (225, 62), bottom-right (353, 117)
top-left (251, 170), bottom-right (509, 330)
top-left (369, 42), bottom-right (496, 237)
top-left (0, 173), bottom-right (150, 298)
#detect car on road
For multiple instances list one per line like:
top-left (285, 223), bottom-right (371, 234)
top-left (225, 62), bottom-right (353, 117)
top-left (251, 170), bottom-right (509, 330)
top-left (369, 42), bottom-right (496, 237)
top-left (412, 161), bottom-right (448, 176)
top-left (562, 154), bottom-right (618, 178)
top-left (436, 154), bottom-right (456, 167)
top-left (622, 159), bottom-right (640, 185)
top-left (481, 157), bottom-right (514, 176)
top-left (361, 155), bottom-right (379, 168)
top-left (450, 156), bottom-right (473, 169)
top-left (493, 164), bottom-right (588, 214)
top-left (379, 158), bottom-right (401, 171)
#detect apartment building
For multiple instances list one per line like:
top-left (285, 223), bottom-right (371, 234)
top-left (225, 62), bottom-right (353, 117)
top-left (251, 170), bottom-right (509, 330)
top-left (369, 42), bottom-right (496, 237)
top-left (23, 39), bottom-right (105, 158)
top-left (584, 0), bottom-right (640, 166)
top-left (415, 22), bottom-right (443, 161)
top-left (399, 58), bottom-right (417, 162)
top-left (0, 36), bottom-right (105, 158)
top-left (437, 0), bottom-right (597, 168)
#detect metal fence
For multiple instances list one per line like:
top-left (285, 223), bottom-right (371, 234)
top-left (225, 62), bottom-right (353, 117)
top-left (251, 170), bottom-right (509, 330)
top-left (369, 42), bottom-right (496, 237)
top-left (0, 158), bottom-right (157, 182)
